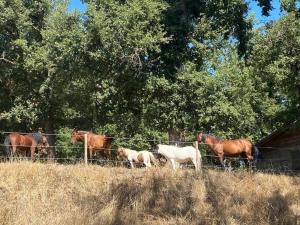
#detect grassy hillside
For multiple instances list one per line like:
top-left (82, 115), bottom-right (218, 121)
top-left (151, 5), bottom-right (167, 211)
top-left (0, 162), bottom-right (299, 225)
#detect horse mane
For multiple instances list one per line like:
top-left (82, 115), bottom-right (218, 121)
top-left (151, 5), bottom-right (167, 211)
top-left (31, 132), bottom-right (43, 145)
top-left (75, 130), bottom-right (113, 143)
top-left (204, 133), bottom-right (223, 142)
top-left (77, 130), bottom-right (92, 135)
top-left (104, 135), bottom-right (114, 144)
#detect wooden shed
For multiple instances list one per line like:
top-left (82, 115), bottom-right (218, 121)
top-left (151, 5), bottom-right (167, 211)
top-left (256, 122), bottom-right (300, 172)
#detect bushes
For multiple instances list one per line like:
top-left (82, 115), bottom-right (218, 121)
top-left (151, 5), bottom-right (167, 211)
top-left (55, 127), bottom-right (83, 160)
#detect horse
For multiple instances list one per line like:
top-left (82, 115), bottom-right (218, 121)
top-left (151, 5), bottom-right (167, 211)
top-left (3, 132), bottom-right (49, 160)
top-left (197, 131), bottom-right (261, 169)
top-left (70, 129), bottom-right (114, 159)
top-left (156, 144), bottom-right (201, 171)
top-left (117, 147), bottom-right (157, 168)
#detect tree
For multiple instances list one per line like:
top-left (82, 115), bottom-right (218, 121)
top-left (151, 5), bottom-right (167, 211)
top-left (0, 0), bottom-right (52, 131)
top-left (84, 0), bottom-right (169, 134)
top-left (250, 9), bottom-right (300, 125)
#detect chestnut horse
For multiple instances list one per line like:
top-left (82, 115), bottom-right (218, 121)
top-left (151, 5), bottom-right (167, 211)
top-left (4, 132), bottom-right (49, 160)
top-left (197, 131), bottom-right (260, 168)
top-left (70, 130), bottom-right (114, 159)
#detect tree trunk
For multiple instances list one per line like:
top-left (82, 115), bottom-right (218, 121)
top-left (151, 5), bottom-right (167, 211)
top-left (44, 115), bottom-right (55, 160)
top-left (168, 128), bottom-right (185, 147)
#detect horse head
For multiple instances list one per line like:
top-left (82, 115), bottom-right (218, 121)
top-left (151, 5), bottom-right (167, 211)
top-left (116, 147), bottom-right (126, 160)
top-left (70, 129), bottom-right (80, 144)
top-left (39, 135), bottom-right (49, 155)
top-left (197, 131), bottom-right (204, 142)
top-left (153, 144), bottom-right (166, 163)
top-left (197, 131), bottom-right (208, 143)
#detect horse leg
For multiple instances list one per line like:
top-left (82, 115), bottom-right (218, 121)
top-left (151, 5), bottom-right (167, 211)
top-left (106, 149), bottom-right (111, 159)
top-left (144, 161), bottom-right (151, 168)
top-left (146, 156), bottom-right (151, 168)
top-left (129, 160), bottom-right (134, 169)
top-left (89, 148), bottom-right (93, 161)
top-left (247, 156), bottom-right (254, 171)
top-left (192, 159), bottom-right (199, 171)
top-left (224, 159), bottom-right (232, 172)
top-left (11, 146), bottom-right (17, 161)
top-left (107, 149), bottom-right (111, 160)
top-left (223, 158), bottom-right (230, 172)
top-left (218, 154), bottom-right (225, 169)
top-left (143, 157), bottom-right (150, 168)
top-left (170, 159), bottom-right (176, 170)
top-left (31, 146), bottom-right (35, 161)
top-left (245, 152), bottom-right (254, 171)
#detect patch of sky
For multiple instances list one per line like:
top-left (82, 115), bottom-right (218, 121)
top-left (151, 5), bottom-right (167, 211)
top-left (68, 0), bottom-right (87, 12)
top-left (68, 0), bottom-right (284, 23)
top-left (187, 43), bottom-right (194, 49)
top-left (206, 61), bottom-right (216, 76)
top-left (248, 0), bottom-right (283, 27)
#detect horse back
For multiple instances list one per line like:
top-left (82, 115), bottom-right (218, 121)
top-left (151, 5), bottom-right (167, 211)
top-left (159, 145), bottom-right (197, 159)
top-left (8, 133), bottom-right (36, 149)
top-left (24, 135), bottom-right (37, 146)
top-left (221, 139), bottom-right (252, 154)
top-left (88, 134), bottom-right (106, 148)
top-left (8, 133), bottom-right (22, 145)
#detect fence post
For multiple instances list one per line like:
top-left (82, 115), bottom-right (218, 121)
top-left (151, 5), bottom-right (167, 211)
top-left (195, 140), bottom-right (199, 171)
top-left (84, 133), bottom-right (88, 165)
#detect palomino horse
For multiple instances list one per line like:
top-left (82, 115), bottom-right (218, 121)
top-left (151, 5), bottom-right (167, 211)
top-left (197, 131), bottom-right (260, 168)
top-left (3, 132), bottom-right (49, 160)
top-left (117, 147), bottom-right (157, 168)
top-left (70, 130), bottom-right (114, 159)
top-left (156, 144), bottom-right (202, 171)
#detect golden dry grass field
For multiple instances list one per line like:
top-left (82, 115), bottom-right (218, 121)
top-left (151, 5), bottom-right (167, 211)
top-left (0, 162), bottom-right (299, 225)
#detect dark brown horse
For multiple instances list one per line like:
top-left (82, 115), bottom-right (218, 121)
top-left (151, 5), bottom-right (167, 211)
top-left (197, 131), bottom-right (260, 168)
top-left (4, 132), bottom-right (49, 160)
top-left (70, 130), bottom-right (114, 159)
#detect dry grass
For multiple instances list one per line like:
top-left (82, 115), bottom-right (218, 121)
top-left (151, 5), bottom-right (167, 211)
top-left (0, 162), bottom-right (299, 225)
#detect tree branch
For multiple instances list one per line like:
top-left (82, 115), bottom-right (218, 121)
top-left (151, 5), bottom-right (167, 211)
top-left (0, 52), bottom-right (17, 65)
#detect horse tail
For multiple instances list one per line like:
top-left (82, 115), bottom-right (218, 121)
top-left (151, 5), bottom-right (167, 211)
top-left (3, 135), bottom-right (11, 156)
top-left (104, 136), bottom-right (114, 149)
top-left (252, 144), bottom-right (261, 161)
top-left (149, 152), bottom-right (158, 166)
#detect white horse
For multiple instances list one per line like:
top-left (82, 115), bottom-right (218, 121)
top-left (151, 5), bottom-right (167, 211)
top-left (157, 144), bottom-right (201, 171)
top-left (117, 147), bottom-right (157, 168)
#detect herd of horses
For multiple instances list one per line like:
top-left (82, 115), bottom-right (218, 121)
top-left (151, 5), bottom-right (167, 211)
top-left (2, 129), bottom-right (261, 170)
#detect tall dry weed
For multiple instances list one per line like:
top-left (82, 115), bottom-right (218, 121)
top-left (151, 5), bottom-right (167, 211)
top-left (0, 162), bottom-right (298, 225)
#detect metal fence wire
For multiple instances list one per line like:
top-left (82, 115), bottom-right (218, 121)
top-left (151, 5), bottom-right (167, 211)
top-left (0, 131), bottom-right (299, 173)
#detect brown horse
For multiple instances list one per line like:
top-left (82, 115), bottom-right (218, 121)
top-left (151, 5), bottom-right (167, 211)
top-left (4, 132), bottom-right (49, 160)
top-left (70, 130), bottom-right (114, 159)
top-left (197, 131), bottom-right (260, 168)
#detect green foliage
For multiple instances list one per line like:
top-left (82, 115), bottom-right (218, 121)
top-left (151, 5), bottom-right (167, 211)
top-left (55, 127), bottom-right (83, 159)
top-left (250, 11), bottom-right (300, 125)
top-left (95, 124), bottom-right (168, 151)
top-left (0, 0), bottom-right (299, 159)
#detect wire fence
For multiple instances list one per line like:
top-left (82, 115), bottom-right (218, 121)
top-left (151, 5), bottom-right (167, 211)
top-left (0, 142), bottom-right (297, 161)
top-left (0, 130), bottom-right (298, 150)
top-left (0, 130), bottom-right (299, 174)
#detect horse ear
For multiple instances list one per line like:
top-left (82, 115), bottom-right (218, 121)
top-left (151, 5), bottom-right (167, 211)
top-left (197, 131), bottom-right (202, 142)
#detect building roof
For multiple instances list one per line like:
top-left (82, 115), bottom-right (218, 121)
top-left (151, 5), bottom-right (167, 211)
top-left (256, 120), bottom-right (300, 148)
